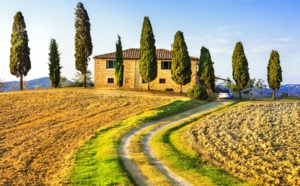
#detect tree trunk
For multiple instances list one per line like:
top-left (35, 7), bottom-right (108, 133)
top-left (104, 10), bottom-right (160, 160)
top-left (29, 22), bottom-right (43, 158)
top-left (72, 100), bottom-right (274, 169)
top-left (20, 75), bottom-right (23, 91)
top-left (238, 89), bottom-right (242, 99)
top-left (260, 89), bottom-right (262, 95)
top-left (148, 82), bottom-right (150, 90)
top-left (272, 90), bottom-right (275, 100)
top-left (180, 85), bottom-right (182, 93)
top-left (83, 72), bottom-right (86, 88)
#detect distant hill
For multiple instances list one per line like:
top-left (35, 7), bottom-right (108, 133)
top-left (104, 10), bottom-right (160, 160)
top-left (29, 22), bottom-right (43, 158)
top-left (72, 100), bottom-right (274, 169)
top-left (251, 84), bottom-right (300, 96)
top-left (2, 77), bottom-right (72, 92)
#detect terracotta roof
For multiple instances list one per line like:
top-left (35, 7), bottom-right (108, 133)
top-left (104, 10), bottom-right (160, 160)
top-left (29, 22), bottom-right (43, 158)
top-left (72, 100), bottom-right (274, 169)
top-left (93, 48), bottom-right (198, 60)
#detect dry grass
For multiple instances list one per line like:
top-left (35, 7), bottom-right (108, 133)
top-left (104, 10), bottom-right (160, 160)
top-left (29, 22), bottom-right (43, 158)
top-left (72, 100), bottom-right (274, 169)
top-left (187, 101), bottom-right (300, 185)
top-left (0, 88), bottom-right (177, 185)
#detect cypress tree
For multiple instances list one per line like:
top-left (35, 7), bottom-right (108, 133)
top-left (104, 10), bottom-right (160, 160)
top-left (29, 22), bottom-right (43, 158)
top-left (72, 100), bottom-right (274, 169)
top-left (9, 11), bottom-right (31, 91)
top-left (74, 2), bottom-right (93, 88)
top-left (267, 50), bottom-right (282, 100)
top-left (115, 35), bottom-right (124, 87)
top-left (171, 31), bottom-right (191, 93)
top-left (199, 46), bottom-right (215, 96)
top-left (232, 41), bottom-right (250, 99)
top-left (48, 39), bottom-right (62, 88)
top-left (139, 16), bottom-right (157, 90)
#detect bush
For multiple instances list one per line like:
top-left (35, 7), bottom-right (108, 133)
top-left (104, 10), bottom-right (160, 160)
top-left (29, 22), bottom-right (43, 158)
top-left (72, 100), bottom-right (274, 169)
top-left (187, 86), bottom-right (208, 100)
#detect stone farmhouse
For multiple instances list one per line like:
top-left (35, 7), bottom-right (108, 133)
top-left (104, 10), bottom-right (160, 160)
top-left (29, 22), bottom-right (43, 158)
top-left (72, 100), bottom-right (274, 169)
top-left (93, 48), bottom-right (199, 92)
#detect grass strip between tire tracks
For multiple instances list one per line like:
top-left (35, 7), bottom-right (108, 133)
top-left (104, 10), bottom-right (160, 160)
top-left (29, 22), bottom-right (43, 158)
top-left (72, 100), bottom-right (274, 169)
top-left (150, 101), bottom-right (258, 186)
top-left (69, 98), bottom-right (201, 185)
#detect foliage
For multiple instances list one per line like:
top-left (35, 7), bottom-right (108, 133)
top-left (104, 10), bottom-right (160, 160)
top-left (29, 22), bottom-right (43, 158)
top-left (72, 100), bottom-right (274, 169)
top-left (199, 47), bottom-right (215, 96)
top-left (48, 39), bottom-right (62, 88)
top-left (139, 16), bottom-right (157, 90)
top-left (10, 11), bottom-right (31, 90)
top-left (187, 86), bottom-right (208, 100)
top-left (115, 35), bottom-right (124, 87)
top-left (171, 31), bottom-right (191, 93)
top-left (267, 50), bottom-right (282, 100)
top-left (72, 70), bottom-right (93, 87)
top-left (74, 2), bottom-right (93, 88)
top-left (232, 41), bottom-right (250, 98)
top-left (59, 76), bottom-right (71, 87)
top-left (255, 78), bottom-right (267, 95)
top-left (0, 79), bottom-right (4, 92)
top-left (242, 78), bottom-right (256, 94)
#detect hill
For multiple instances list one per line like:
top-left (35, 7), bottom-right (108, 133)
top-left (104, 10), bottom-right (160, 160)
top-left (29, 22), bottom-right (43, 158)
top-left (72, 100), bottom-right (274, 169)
top-left (2, 77), bottom-right (72, 92)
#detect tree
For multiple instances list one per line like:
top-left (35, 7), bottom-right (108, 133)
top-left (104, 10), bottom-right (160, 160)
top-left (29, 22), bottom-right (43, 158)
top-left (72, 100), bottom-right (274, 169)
top-left (115, 35), bottom-right (124, 87)
top-left (199, 46), bottom-right (215, 96)
top-left (232, 41), bottom-right (250, 99)
top-left (0, 79), bottom-right (4, 92)
top-left (48, 39), bottom-right (62, 88)
top-left (10, 11), bottom-right (31, 91)
top-left (139, 16), bottom-right (157, 90)
top-left (74, 2), bottom-right (93, 88)
top-left (73, 70), bottom-right (93, 87)
top-left (243, 78), bottom-right (256, 94)
top-left (267, 50), bottom-right (282, 100)
top-left (171, 31), bottom-right (191, 93)
top-left (255, 78), bottom-right (266, 95)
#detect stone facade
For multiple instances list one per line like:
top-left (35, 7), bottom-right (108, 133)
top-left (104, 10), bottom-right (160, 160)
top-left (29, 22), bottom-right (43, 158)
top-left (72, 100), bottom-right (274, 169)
top-left (94, 48), bottom-right (199, 92)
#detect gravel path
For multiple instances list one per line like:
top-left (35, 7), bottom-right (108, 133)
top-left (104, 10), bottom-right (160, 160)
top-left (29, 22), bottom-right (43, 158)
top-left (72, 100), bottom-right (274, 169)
top-left (119, 101), bottom-right (225, 185)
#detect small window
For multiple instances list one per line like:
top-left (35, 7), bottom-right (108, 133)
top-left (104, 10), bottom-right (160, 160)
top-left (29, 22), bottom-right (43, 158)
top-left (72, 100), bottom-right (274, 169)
top-left (142, 79), bottom-right (146, 84)
top-left (159, 78), bottom-right (166, 84)
top-left (107, 78), bottom-right (114, 84)
top-left (161, 61), bottom-right (171, 70)
top-left (106, 60), bottom-right (115, 69)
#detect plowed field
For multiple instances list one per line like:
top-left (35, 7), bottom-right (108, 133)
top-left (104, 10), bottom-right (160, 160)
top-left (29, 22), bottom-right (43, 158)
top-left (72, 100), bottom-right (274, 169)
top-left (187, 101), bottom-right (300, 185)
top-left (0, 88), bottom-right (173, 185)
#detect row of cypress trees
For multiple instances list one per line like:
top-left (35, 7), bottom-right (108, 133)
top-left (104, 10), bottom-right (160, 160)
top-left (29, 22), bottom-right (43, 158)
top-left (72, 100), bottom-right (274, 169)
top-left (9, 2), bottom-right (92, 90)
top-left (232, 42), bottom-right (282, 100)
top-left (115, 16), bottom-right (197, 93)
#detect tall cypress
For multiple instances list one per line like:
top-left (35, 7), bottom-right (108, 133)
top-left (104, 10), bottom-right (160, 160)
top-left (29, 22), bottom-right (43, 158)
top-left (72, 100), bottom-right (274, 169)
top-left (171, 31), bottom-right (191, 93)
top-left (199, 46), bottom-right (215, 96)
top-left (139, 16), bottom-right (157, 90)
top-left (74, 2), bottom-right (93, 88)
top-left (10, 11), bottom-right (31, 91)
top-left (115, 35), bottom-right (124, 87)
top-left (48, 39), bottom-right (62, 88)
top-left (267, 50), bottom-right (282, 100)
top-left (232, 41), bottom-right (250, 99)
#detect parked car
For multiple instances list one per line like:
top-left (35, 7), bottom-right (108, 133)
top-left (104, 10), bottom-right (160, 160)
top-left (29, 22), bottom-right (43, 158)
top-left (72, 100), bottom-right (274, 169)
top-left (219, 89), bottom-right (233, 99)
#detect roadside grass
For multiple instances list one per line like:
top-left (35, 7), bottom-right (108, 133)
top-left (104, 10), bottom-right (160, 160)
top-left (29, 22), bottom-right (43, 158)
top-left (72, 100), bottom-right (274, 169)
top-left (151, 101), bottom-right (258, 186)
top-left (70, 98), bottom-right (202, 185)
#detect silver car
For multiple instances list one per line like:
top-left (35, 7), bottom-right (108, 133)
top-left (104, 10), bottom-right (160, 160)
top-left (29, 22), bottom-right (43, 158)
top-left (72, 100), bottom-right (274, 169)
top-left (219, 89), bottom-right (233, 99)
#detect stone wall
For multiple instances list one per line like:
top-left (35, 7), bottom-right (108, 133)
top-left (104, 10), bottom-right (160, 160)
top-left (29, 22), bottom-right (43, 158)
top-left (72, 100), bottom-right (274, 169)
top-left (94, 58), bottom-right (199, 92)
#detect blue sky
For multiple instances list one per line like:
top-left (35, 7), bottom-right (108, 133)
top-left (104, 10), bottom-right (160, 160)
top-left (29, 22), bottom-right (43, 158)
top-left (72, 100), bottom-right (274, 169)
top-left (0, 0), bottom-right (299, 84)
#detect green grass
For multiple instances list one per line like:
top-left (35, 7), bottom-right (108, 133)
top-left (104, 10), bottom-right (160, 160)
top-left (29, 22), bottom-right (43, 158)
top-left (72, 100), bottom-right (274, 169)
top-left (69, 98), bottom-right (202, 185)
top-left (151, 101), bottom-right (258, 186)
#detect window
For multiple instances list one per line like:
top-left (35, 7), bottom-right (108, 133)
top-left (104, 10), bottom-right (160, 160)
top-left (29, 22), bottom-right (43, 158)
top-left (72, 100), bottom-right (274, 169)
top-left (106, 60), bottom-right (115, 69)
top-left (142, 79), bottom-right (146, 84)
top-left (159, 78), bottom-right (166, 84)
top-left (107, 78), bottom-right (114, 84)
top-left (161, 61), bottom-right (171, 70)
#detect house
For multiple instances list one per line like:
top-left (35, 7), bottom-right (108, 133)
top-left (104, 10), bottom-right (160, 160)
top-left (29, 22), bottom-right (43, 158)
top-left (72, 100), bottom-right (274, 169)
top-left (93, 48), bottom-right (199, 92)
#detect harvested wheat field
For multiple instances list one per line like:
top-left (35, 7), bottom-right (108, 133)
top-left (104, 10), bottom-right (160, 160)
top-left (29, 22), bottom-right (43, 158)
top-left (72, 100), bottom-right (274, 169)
top-left (187, 101), bottom-right (300, 185)
top-left (0, 88), bottom-right (176, 185)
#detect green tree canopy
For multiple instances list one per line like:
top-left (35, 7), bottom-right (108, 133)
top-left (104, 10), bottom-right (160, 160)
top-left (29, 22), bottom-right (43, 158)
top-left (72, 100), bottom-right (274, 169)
top-left (139, 16), bottom-right (157, 90)
top-left (171, 31), bottom-right (191, 93)
top-left (48, 39), bottom-right (62, 88)
top-left (10, 11), bottom-right (31, 90)
top-left (199, 46), bottom-right (215, 96)
top-left (267, 50), bottom-right (282, 100)
top-left (74, 2), bottom-right (93, 88)
top-left (232, 41), bottom-right (250, 98)
top-left (115, 35), bottom-right (124, 87)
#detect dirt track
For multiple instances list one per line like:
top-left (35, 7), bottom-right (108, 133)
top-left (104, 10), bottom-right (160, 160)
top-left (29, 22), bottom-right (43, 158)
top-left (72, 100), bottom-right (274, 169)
top-left (0, 88), bottom-right (173, 185)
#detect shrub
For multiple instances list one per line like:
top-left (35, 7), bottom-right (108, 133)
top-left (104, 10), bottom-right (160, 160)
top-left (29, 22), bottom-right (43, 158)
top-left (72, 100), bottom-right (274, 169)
top-left (187, 86), bottom-right (208, 100)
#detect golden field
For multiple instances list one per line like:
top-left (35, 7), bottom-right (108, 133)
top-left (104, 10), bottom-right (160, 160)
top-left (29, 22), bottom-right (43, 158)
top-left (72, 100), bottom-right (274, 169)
top-left (0, 88), bottom-right (175, 185)
top-left (187, 101), bottom-right (300, 186)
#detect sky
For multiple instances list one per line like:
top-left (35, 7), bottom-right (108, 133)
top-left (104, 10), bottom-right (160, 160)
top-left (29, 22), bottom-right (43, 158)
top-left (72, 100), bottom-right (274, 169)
top-left (0, 0), bottom-right (299, 84)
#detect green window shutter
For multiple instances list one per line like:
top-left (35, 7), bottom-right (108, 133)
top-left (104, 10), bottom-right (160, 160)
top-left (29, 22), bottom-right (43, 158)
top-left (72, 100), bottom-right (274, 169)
top-left (106, 61), bottom-right (108, 69)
